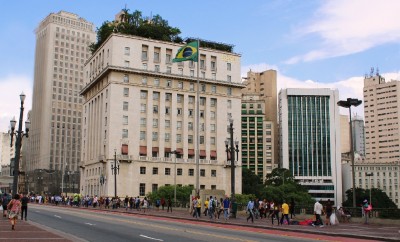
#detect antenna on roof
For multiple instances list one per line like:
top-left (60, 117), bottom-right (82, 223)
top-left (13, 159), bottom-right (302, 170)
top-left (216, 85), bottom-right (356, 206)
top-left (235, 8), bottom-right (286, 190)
top-left (376, 67), bottom-right (379, 76)
top-left (370, 67), bottom-right (374, 77)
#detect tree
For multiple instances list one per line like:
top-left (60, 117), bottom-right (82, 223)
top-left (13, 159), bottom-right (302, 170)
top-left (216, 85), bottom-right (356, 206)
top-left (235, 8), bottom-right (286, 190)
top-left (265, 168), bottom-right (295, 186)
top-left (242, 168), bottom-right (264, 197)
top-left (343, 187), bottom-right (397, 208)
top-left (146, 185), bottom-right (192, 207)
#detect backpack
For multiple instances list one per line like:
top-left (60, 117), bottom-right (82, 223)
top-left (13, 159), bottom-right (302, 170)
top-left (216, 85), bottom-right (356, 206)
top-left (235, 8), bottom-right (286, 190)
top-left (212, 199), bottom-right (216, 209)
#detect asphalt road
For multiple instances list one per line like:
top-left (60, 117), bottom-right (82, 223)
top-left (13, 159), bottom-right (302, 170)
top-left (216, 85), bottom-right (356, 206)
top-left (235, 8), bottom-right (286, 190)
top-left (28, 205), bottom-right (326, 242)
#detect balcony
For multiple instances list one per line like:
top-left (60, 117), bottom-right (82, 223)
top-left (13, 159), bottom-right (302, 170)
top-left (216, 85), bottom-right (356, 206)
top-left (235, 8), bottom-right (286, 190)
top-left (117, 155), bottom-right (133, 163)
top-left (224, 160), bottom-right (238, 167)
top-left (98, 155), bottom-right (106, 163)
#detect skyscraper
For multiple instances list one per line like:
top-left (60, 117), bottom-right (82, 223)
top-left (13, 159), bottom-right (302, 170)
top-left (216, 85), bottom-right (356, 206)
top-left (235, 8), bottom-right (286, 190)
top-left (26, 11), bottom-right (95, 194)
top-left (279, 88), bottom-right (342, 205)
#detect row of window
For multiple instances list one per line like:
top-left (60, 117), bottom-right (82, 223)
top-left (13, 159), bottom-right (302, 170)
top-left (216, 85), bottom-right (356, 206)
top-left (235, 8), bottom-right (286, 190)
top-left (140, 167), bottom-right (217, 177)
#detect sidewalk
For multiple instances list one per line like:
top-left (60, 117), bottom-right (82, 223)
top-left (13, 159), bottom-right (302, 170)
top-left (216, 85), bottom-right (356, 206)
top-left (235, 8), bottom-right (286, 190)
top-left (0, 215), bottom-right (73, 241)
top-left (75, 205), bottom-right (400, 241)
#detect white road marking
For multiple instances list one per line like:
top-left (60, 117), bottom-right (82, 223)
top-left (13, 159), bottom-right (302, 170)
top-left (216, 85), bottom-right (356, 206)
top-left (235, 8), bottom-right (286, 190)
top-left (54, 215), bottom-right (62, 219)
top-left (85, 222), bottom-right (96, 226)
top-left (140, 234), bottom-right (163, 241)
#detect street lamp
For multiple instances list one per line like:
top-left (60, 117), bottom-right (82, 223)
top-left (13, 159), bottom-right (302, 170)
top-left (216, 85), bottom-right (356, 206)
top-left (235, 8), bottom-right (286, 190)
top-left (366, 172), bottom-right (373, 205)
top-left (111, 149), bottom-right (119, 198)
top-left (225, 118), bottom-right (239, 213)
top-left (337, 98), bottom-right (362, 207)
top-left (10, 92), bottom-right (30, 196)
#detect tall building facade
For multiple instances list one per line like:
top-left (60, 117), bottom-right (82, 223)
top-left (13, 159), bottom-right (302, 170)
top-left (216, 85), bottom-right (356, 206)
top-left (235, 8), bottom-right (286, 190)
top-left (0, 132), bottom-right (12, 168)
top-left (26, 11), bottom-right (95, 195)
top-left (241, 93), bottom-right (276, 181)
top-left (242, 70), bottom-right (278, 174)
top-left (279, 88), bottom-right (342, 205)
top-left (80, 33), bottom-right (244, 197)
top-left (352, 115), bottom-right (365, 157)
top-left (363, 74), bottom-right (400, 163)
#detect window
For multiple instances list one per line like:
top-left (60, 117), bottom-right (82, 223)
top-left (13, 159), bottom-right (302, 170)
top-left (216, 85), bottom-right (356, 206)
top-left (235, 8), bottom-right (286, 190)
top-left (123, 101), bottom-right (128, 111)
top-left (177, 134), bottom-right (182, 143)
top-left (210, 98), bottom-right (216, 107)
top-left (140, 118), bottom-right (146, 126)
top-left (155, 65), bottom-right (160, 72)
top-left (178, 82), bottom-right (183, 89)
top-left (140, 104), bottom-right (146, 113)
top-left (142, 45), bottom-right (148, 60)
top-left (200, 97), bottom-right (206, 106)
top-left (210, 124), bottom-right (215, 132)
top-left (124, 47), bottom-right (130, 55)
top-left (166, 52), bottom-right (171, 63)
top-left (189, 61), bottom-right (194, 68)
top-left (123, 88), bottom-right (129, 97)
top-left (211, 170), bottom-right (216, 177)
top-left (189, 96), bottom-right (195, 103)
top-left (177, 108), bottom-right (182, 115)
top-left (152, 132), bottom-right (158, 141)
top-left (153, 92), bottom-right (160, 100)
top-left (154, 79), bottom-right (160, 86)
top-left (165, 107), bottom-right (170, 115)
top-left (142, 63), bottom-right (147, 70)
top-left (189, 169), bottom-right (194, 176)
top-left (190, 70), bottom-right (194, 77)
top-left (141, 77), bottom-right (147, 85)
top-left (123, 115), bottom-right (128, 125)
top-left (165, 120), bottom-right (170, 128)
top-left (200, 136), bottom-right (204, 144)
top-left (200, 110), bottom-right (204, 118)
top-left (154, 48), bottom-right (160, 62)
top-left (177, 168), bottom-right (182, 176)
top-left (188, 135), bottom-right (193, 143)
top-left (166, 80), bottom-right (172, 87)
top-left (177, 94), bottom-right (183, 103)
top-left (153, 105), bottom-right (158, 113)
top-left (123, 74), bottom-right (129, 83)
top-left (178, 68), bottom-right (183, 75)
top-left (140, 167), bottom-right (146, 174)
top-left (165, 93), bottom-right (172, 101)
top-left (124, 61), bottom-right (130, 67)
top-left (227, 75), bottom-right (231, 82)
top-left (227, 63), bottom-right (231, 71)
top-left (140, 131), bottom-right (146, 140)
top-left (200, 59), bottom-right (205, 69)
top-left (122, 129), bottom-right (128, 138)
top-left (166, 66), bottom-right (172, 73)
top-left (200, 169), bottom-right (205, 177)
top-left (211, 137), bottom-right (215, 145)
top-left (227, 100), bottom-right (232, 108)
top-left (201, 72), bottom-right (205, 78)
top-left (152, 167), bottom-right (158, 175)
top-left (211, 61), bottom-right (216, 71)
top-left (188, 109), bottom-right (193, 117)
top-left (165, 168), bottom-right (171, 175)
top-left (188, 122), bottom-right (193, 130)
top-left (201, 84), bottom-right (206, 92)
top-left (211, 85), bottom-right (216, 93)
top-left (227, 87), bottom-right (232, 96)
top-left (165, 133), bottom-right (170, 142)
top-left (152, 184), bottom-right (158, 192)
top-left (139, 183), bottom-right (145, 196)
top-left (153, 119), bottom-right (158, 128)
top-left (177, 121), bottom-right (182, 130)
top-left (190, 83), bottom-right (194, 91)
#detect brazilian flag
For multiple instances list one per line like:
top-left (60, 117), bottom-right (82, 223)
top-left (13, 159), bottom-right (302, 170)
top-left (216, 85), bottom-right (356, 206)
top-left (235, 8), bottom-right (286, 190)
top-left (173, 41), bottom-right (198, 62)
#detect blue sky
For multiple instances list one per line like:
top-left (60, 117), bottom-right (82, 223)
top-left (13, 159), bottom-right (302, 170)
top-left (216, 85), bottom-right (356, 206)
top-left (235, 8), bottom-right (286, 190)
top-left (1, 0), bottom-right (400, 131)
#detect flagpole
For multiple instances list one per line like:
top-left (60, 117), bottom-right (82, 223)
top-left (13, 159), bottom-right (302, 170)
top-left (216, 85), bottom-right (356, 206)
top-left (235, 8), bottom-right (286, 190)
top-left (195, 38), bottom-right (200, 195)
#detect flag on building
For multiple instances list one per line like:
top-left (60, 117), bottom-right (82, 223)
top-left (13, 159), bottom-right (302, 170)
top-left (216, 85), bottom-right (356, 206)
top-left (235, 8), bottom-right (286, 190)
top-left (173, 41), bottom-right (198, 62)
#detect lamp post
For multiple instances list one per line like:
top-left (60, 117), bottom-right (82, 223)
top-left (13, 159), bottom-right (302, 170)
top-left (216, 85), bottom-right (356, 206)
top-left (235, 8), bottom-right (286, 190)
top-left (337, 98), bottom-right (362, 207)
top-left (366, 172), bottom-right (373, 205)
top-left (225, 118), bottom-right (239, 206)
top-left (9, 92), bottom-right (30, 196)
top-left (111, 149), bottom-right (119, 198)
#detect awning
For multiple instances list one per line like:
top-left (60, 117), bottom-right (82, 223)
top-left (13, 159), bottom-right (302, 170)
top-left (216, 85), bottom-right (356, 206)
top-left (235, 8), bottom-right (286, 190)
top-left (121, 144), bottom-right (128, 155)
top-left (210, 150), bottom-right (217, 158)
top-left (200, 150), bottom-right (206, 157)
top-left (152, 147), bottom-right (159, 152)
top-left (188, 149), bottom-right (194, 155)
top-left (139, 146), bottom-right (147, 155)
top-left (165, 148), bottom-right (171, 153)
top-left (176, 148), bottom-right (183, 154)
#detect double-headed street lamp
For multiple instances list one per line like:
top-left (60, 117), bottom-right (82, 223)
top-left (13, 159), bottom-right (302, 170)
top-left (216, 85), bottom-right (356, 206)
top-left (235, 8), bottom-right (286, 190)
top-left (10, 92), bottom-right (30, 196)
top-left (337, 98), bottom-right (362, 207)
top-left (225, 118), bottom-right (239, 203)
top-left (111, 149), bottom-right (119, 198)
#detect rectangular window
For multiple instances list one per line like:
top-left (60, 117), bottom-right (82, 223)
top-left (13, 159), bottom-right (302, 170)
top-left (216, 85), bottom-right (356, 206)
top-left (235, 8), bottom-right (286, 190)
top-left (165, 93), bottom-right (172, 101)
top-left (165, 168), bottom-right (171, 175)
top-left (165, 133), bottom-right (170, 142)
top-left (123, 88), bottom-right (129, 97)
top-left (201, 84), bottom-right (206, 92)
top-left (178, 82), bottom-right (183, 89)
top-left (211, 85), bottom-right (216, 93)
top-left (177, 94), bottom-right (183, 103)
top-left (190, 70), bottom-right (194, 77)
top-left (123, 102), bottom-right (128, 111)
top-left (153, 92), bottom-right (160, 100)
top-left (166, 66), bottom-right (172, 73)
top-left (140, 131), bottom-right (146, 140)
top-left (210, 98), bottom-right (217, 107)
top-left (227, 100), bottom-right (232, 108)
top-left (178, 68), bottom-right (183, 75)
top-left (166, 49), bottom-right (172, 63)
top-left (140, 104), bottom-right (146, 113)
top-left (177, 134), bottom-right (182, 143)
top-left (140, 167), bottom-right (146, 174)
top-left (154, 47), bottom-right (160, 62)
top-left (123, 115), bottom-right (128, 125)
top-left (142, 45), bottom-right (148, 60)
top-left (200, 97), bottom-right (206, 106)
top-left (139, 183), bottom-right (145, 196)
top-left (155, 65), bottom-right (160, 72)
top-left (211, 170), bottom-right (216, 177)
top-left (124, 61), bottom-right (130, 67)
top-left (152, 184), bottom-right (158, 192)
top-left (142, 77), bottom-right (147, 85)
top-left (227, 87), bottom-right (232, 96)
top-left (177, 108), bottom-right (182, 115)
top-left (140, 118), bottom-right (146, 126)
top-left (211, 61), bottom-right (216, 71)
top-left (188, 109), bottom-right (193, 117)
top-left (152, 132), bottom-right (158, 141)
top-left (200, 136), bottom-right (204, 144)
top-left (227, 75), bottom-right (231, 82)
top-left (165, 120), bottom-right (170, 128)
top-left (210, 124), bottom-right (215, 132)
top-left (123, 74), bottom-right (129, 83)
top-left (200, 169), bottom-right (205, 177)
top-left (154, 79), bottom-right (160, 86)
top-left (188, 122), bottom-right (193, 130)
top-left (142, 63), bottom-right (147, 70)
top-left (189, 169), bottom-right (194, 176)
top-left (165, 107), bottom-right (170, 115)
top-left (177, 121), bottom-right (182, 130)
top-left (152, 167), bottom-right (158, 175)
top-left (188, 135), bottom-right (193, 143)
top-left (122, 129), bottom-right (128, 138)
top-left (189, 96), bottom-right (195, 103)
top-left (153, 119), bottom-right (158, 128)
top-left (227, 63), bottom-right (231, 71)
top-left (190, 83), bottom-right (194, 91)
top-left (177, 168), bottom-right (183, 176)
top-left (166, 80), bottom-right (172, 87)
top-left (153, 105), bottom-right (158, 113)
top-left (211, 137), bottom-right (215, 145)
top-left (124, 47), bottom-right (130, 55)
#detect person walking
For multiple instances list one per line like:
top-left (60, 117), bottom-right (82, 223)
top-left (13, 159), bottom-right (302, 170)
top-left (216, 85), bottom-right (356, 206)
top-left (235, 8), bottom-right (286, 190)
top-left (203, 197), bottom-right (209, 216)
top-left (167, 197), bottom-right (172, 212)
top-left (246, 199), bottom-right (255, 223)
top-left (7, 194), bottom-right (21, 230)
top-left (208, 196), bottom-right (215, 220)
top-left (324, 199), bottom-right (333, 225)
top-left (290, 198), bottom-right (296, 219)
top-left (223, 195), bottom-right (230, 222)
top-left (313, 199), bottom-right (324, 227)
top-left (280, 200), bottom-right (290, 225)
top-left (161, 197), bottom-right (165, 210)
top-left (20, 194), bottom-right (29, 221)
top-left (2, 193), bottom-right (10, 217)
top-left (196, 196), bottom-right (202, 218)
top-left (271, 201), bottom-right (280, 225)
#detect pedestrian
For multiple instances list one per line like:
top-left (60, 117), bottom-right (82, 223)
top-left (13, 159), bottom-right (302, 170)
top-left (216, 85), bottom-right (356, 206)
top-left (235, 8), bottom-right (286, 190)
top-left (161, 197), bottom-right (165, 210)
top-left (167, 197), bottom-right (172, 212)
top-left (223, 195), bottom-right (230, 222)
top-left (156, 198), bottom-right (160, 211)
top-left (196, 196), bottom-right (202, 218)
top-left (20, 194), bottom-right (29, 221)
top-left (192, 196), bottom-right (199, 219)
top-left (280, 200), bottom-right (290, 225)
top-left (142, 197), bottom-right (148, 213)
top-left (7, 194), bottom-right (21, 230)
top-left (217, 198), bottom-right (224, 219)
top-left (271, 201), bottom-right (280, 225)
top-left (208, 196), bottom-right (214, 220)
top-left (203, 197), bottom-right (209, 216)
top-left (246, 199), bottom-right (254, 223)
top-left (290, 198), bottom-right (296, 219)
top-left (363, 199), bottom-right (372, 224)
top-left (2, 193), bottom-right (10, 218)
top-left (324, 199), bottom-right (333, 225)
top-left (312, 199), bottom-right (324, 227)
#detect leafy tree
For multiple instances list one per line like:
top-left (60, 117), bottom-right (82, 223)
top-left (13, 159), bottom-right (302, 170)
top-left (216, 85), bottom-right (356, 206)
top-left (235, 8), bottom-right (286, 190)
top-left (242, 167), bottom-right (264, 197)
top-left (265, 168), bottom-right (295, 186)
top-left (343, 187), bottom-right (397, 208)
top-left (146, 185), bottom-right (192, 207)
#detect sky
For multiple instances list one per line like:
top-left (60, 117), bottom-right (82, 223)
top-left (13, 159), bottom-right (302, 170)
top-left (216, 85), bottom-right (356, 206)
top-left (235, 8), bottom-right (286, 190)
top-left (1, 0), bottom-right (400, 132)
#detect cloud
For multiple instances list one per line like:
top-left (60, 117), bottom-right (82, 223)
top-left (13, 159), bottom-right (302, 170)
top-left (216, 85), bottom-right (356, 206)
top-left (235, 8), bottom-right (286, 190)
top-left (0, 75), bottom-right (32, 132)
top-left (286, 0), bottom-right (400, 63)
top-left (242, 63), bottom-right (400, 117)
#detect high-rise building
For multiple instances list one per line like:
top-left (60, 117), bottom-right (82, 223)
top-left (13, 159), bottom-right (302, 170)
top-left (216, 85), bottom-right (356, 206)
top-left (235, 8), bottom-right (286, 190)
top-left (0, 132), bottom-right (12, 168)
top-left (241, 93), bottom-right (276, 181)
top-left (26, 11), bottom-right (95, 194)
top-left (363, 74), bottom-right (400, 163)
top-left (279, 88), bottom-right (342, 205)
top-left (352, 115), bottom-right (365, 157)
top-left (241, 70), bottom-right (278, 176)
top-left (80, 33), bottom-right (244, 197)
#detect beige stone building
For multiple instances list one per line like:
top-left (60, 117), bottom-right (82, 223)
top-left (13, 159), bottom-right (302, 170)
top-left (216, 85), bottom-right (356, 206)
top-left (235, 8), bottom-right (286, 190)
top-left (80, 33), bottom-right (244, 197)
top-left (363, 74), bottom-right (400, 164)
top-left (241, 70), bottom-right (278, 173)
top-left (26, 11), bottom-right (95, 194)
